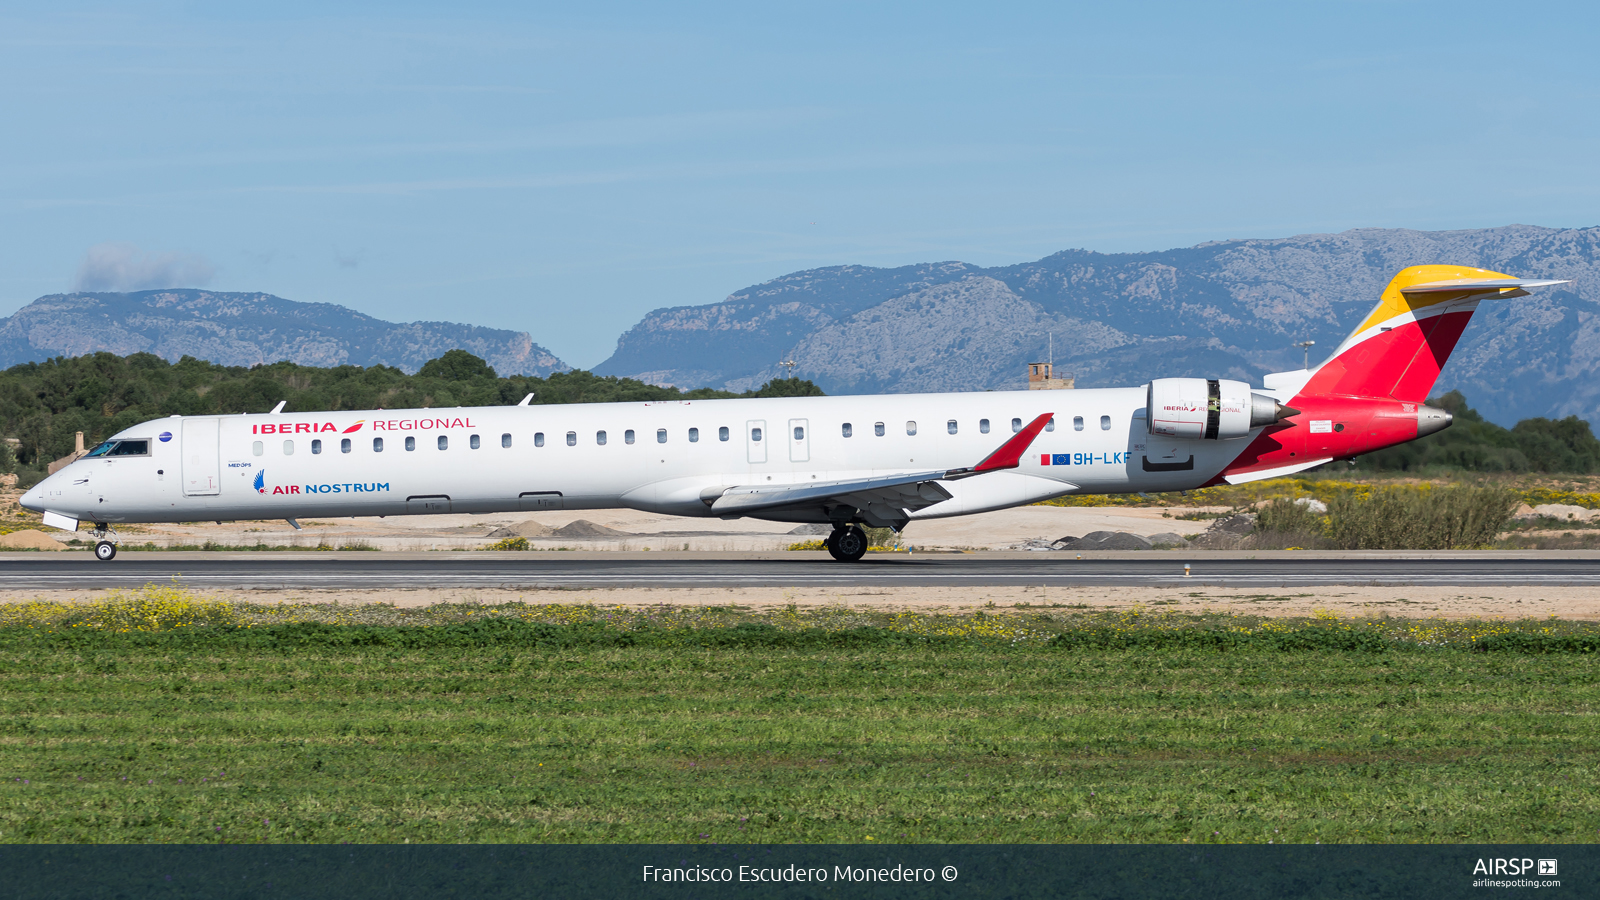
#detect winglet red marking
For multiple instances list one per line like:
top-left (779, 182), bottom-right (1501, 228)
top-left (972, 413), bottom-right (1054, 472)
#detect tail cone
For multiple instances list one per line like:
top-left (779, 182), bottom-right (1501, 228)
top-left (1417, 405), bottom-right (1453, 438)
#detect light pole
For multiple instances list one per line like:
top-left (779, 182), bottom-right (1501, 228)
top-left (1296, 340), bottom-right (1316, 371)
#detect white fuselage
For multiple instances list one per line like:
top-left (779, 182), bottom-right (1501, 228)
top-left (22, 389), bottom-right (1252, 527)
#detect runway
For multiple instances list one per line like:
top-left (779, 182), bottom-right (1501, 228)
top-left (4, 550), bottom-right (1600, 590)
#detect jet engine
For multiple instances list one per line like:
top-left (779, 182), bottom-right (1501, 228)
top-left (1146, 378), bottom-right (1293, 440)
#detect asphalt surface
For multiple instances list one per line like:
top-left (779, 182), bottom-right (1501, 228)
top-left (5, 551), bottom-right (1600, 589)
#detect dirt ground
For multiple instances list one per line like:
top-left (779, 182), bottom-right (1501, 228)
top-left (2, 583), bottom-right (1595, 621)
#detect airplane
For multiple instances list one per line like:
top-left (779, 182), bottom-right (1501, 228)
top-left (20, 265), bottom-right (1569, 562)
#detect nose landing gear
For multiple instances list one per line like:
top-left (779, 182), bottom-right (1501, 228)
top-left (88, 522), bottom-right (119, 561)
top-left (825, 525), bottom-right (869, 562)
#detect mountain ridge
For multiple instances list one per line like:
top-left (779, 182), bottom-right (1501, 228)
top-left (593, 225), bottom-right (1600, 425)
top-left (0, 289), bottom-right (569, 377)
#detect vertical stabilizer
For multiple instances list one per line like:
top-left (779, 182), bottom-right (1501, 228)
top-left (1296, 266), bottom-right (1566, 402)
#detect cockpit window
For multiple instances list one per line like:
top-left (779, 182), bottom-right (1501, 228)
top-left (85, 439), bottom-right (150, 458)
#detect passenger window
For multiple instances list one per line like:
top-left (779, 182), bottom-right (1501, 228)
top-left (719, 426), bottom-right (729, 442)
top-left (437, 435), bottom-right (448, 451)
top-left (565, 432), bottom-right (576, 446)
top-left (502, 433), bottom-right (512, 448)
top-left (1011, 418), bottom-right (1021, 433)
top-left (1045, 418), bottom-right (1055, 432)
top-left (470, 434), bottom-right (480, 449)
top-left (312, 439), bottom-right (322, 455)
top-left (597, 430), bottom-right (607, 445)
top-left (252, 441), bottom-right (263, 456)
top-left (657, 428), bottom-right (667, 444)
top-left (283, 440), bottom-right (295, 455)
top-left (1074, 416), bottom-right (1084, 431)
top-left (842, 423), bottom-right (852, 438)
top-left (906, 421), bottom-right (917, 435)
top-left (980, 419), bottom-right (990, 434)
top-left (751, 427), bottom-right (762, 442)
top-left (793, 426), bottom-right (804, 441)
top-left (341, 438), bottom-right (351, 454)
top-left (534, 433), bottom-right (544, 447)
top-left (689, 427), bottom-right (699, 442)
top-left (405, 436), bottom-right (416, 451)
top-left (625, 429), bottom-right (635, 445)
top-left (874, 422), bottom-right (885, 437)
top-left (947, 420), bottom-right (957, 435)
top-left (373, 438), bottom-right (384, 452)
top-left (1101, 415), bottom-right (1112, 431)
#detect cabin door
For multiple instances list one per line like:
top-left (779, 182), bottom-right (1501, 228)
top-left (181, 417), bottom-right (220, 496)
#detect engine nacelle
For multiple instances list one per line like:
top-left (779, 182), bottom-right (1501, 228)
top-left (1147, 378), bottom-right (1290, 440)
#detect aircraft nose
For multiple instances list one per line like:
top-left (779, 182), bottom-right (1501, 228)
top-left (20, 482), bottom-right (44, 512)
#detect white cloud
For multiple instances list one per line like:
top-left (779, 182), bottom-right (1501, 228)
top-left (72, 242), bottom-right (215, 292)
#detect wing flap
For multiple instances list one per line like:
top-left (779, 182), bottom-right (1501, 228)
top-left (709, 471), bottom-right (951, 516)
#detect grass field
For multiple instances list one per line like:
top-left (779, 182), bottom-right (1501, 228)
top-left (1, 590), bottom-right (1597, 845)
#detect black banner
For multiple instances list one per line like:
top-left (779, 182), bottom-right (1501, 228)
top-left (0, 844), bottom-right (1587, 898)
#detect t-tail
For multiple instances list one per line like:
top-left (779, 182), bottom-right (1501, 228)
top-left (1217, 266), bottom-right (1569, 485)
top-left (1296, 265), bottom-right (1568, 403)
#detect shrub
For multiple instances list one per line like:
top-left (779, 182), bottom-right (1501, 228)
top-left (483, 537), bottom-right (529, 551)
top-left (865, 526), bottom-right (897, 548)
top-left (1326, 485), bottom-right (1518, 550)
top-left (1252, 498), bottom-right (1328, 548)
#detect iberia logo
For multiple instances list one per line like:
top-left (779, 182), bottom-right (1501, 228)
top-left (252, 420), bottom-right (365, 435)
top-left (254, 470), bottom-right (266, 493)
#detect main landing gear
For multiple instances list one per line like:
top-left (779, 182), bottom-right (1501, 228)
top-left (89, 522), bottom-right (118, 561)
top-left (825, 525), bottom-right (869, 562)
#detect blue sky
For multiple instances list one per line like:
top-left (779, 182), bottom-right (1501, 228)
top-left (2, 1), bottom-right (1596, 367)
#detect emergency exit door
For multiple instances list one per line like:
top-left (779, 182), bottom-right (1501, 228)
top-left (788, 418), bottom-right (809, 462)
top-left (746, 420), bottom-right (767, 464)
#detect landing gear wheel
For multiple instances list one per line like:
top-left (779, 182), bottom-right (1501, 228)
top-left (831, 525), bottom-right (869, 562)
top-left (94, 541), bottom-right (117, 561)
top-left (824, 529), bottom-right (843, 560)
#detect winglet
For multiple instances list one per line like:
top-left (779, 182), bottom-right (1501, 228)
top-left (943, 412), bottom-right (1053, 479)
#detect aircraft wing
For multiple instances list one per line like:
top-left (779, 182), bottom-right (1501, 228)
top-left (702, 412), bottom-right (1056, 522)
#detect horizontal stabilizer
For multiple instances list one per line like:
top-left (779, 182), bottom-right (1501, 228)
top-left (1400, 278), bottom-right (1569, 294)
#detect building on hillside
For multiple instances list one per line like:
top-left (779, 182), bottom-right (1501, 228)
top-left (47, 432), bottom-right (86, 475)
top-left (1027, 362), bottom-right (1073, 390)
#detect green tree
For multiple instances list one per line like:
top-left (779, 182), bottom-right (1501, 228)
top-left (418, 349), bottom-right (497, 382)
top-left (746, 378), bottom-right (826, 398)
